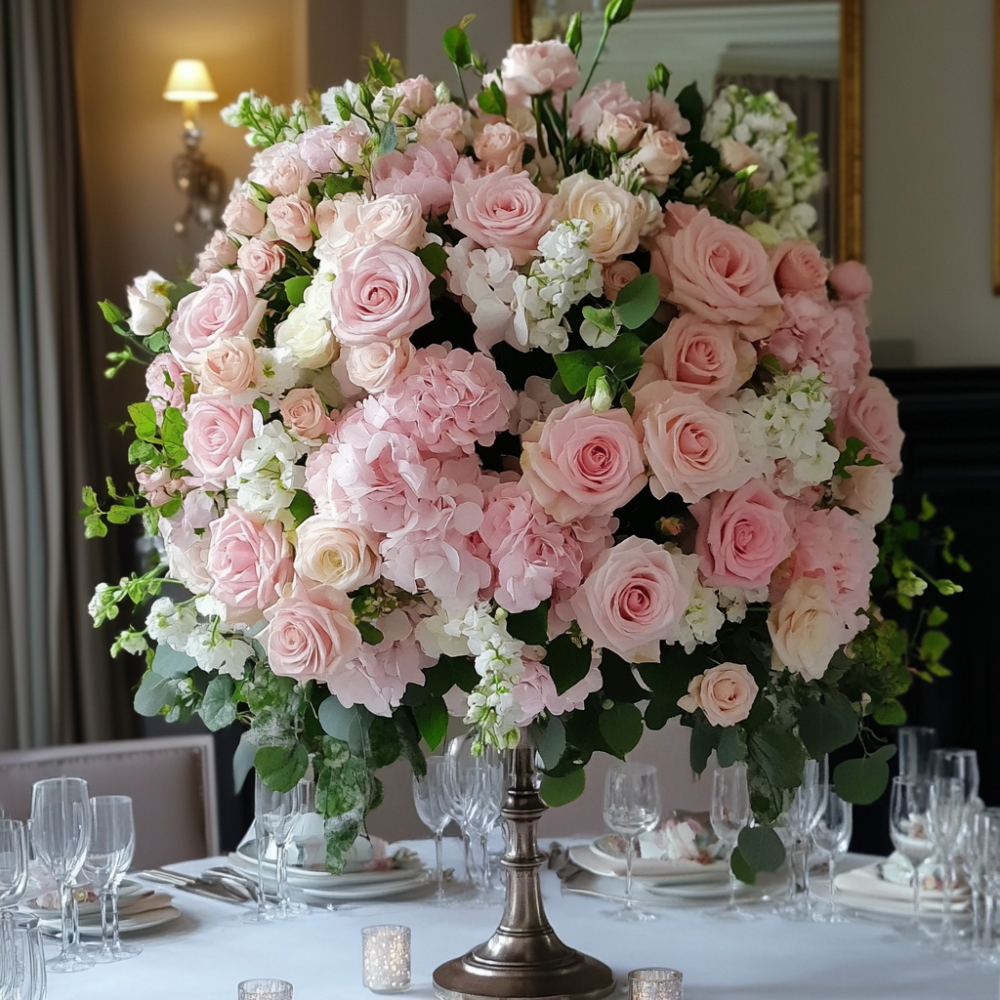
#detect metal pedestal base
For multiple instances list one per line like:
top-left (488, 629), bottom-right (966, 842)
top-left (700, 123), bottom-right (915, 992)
top-left (432, 746), bottom-right (615, 1000)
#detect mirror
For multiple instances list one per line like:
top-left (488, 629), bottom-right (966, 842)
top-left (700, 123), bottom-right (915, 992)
top-left (513, 0), bottom-right (862, 262)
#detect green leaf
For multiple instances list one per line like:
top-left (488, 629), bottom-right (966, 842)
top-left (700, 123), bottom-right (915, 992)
top-left (128, 402), bottom-right (158, 443)
top-left (927, 606), bottom-right (948, 627)
top-left (748, 723), bottom-right (807, 791)
top-left (254, 743), bottom-right (309, 793)
top-left (415, 243), bottom-right (449, 277)
top-left (919, 630), bottom-right (951, 661)
top-left (613, 273), bottom-right (660, 330)
top-left (107, 505), bottom-right (133, 525)
top-left (758, 353), bottom-right (783, 376)
top-left (644, 695), bottom-right (676, 731)
top-left (675, 82), bottom-right (705, 140)
top-left (599, 702), bottom-right (643, 758)
top-left (870, 743), bottom-right (897, 764)
top-left (554, 351), bottom-right (597, 395)
top-left (689, 722), bottom-right (720, 774)
top-left (798, 693), bottom-right (858, 759)
top-left (81, 485), bottom-right (98, 510)
top-left (200, 675), bottom-right (237, 731)
top-left (834, 755), bottom-right (890, 806)
top-left (730, 844), bottom-right (756, 885)
top-left (151, 643), bottom-right (197, 678)
top-left (158, 494), bottom-right (183, 519)
top-left (546, 633), bottom-right (593, 695)
top-left (476, 81), bottom-right (507, 117)
top-left (873, 698), bottom-right (907, 726)
top-left (325, 174), bottom-right (364, 198)
top-left (284, 275), bottom-right (312, 307)
top-left (160, 407), bottom-right (187, 448)
top-left (738, 825), bottom-right (785, 873)
top-left (413, 697), bottom-right (449, 751)
top-left (539, 767), bottom-right (585, 807)
top-left (84, 513), bottom-right (107, 539)
top-left (532, 716), bottom-right (566, 771)
top-left (318, 696), bottom-right (367, 749)
top-left (98, 300), bottom-right (126, 325)
top-left (289, 489), bottom-right (315, 527)
top-left (357, 621), bottom-right (384, 646)
top-left (442, 25), bottom-right (472, 68)
top-left (367, 715), bottom-right (402, 769)
top-left (716, 726), bottom-right (741, 768)
top-left (377, 121), bottom-right (398, 157)
top-left (506, 601), bottom-right (549, 646)
top-left (133, 670), bottom-right (180, 717)
top-left (253, 397), bottom-right (271, 421)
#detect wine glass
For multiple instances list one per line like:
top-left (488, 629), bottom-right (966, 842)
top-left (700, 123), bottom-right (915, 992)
top-left (709, 765), bottom-right (753, 920)
top-left (889, 777), bottom-right (933, 935)
top-left (927, 776), bottom-right (968, 951)
top-left (779, 758), bottom-right (824, 921)
top-left (898, 726), bottom-right (937, 783)
top-left (463, 751), bottom-right (505, 905)
top-left (81, 797), bottom-right (133, 963)
top-left (413, 756), bottom-right (450, 904)
top-left (103, 796), bottom-right (141, 961)
top-left (965, 811), bottom-right (994, 957)
top-left (931, 748), bottom-right (979, 801)
top-left (0, 818), bottom-right (29, 995)
top-left (30, 777), bottom-right (94, 973)
top-left (811, 785), bottom-right (853, 923)
top-left (255, 775), bottom-right (302, 919)
top-left (442, 735), bottom-right (475, 885)
top-left (602, 762), bottom-right (661, 922)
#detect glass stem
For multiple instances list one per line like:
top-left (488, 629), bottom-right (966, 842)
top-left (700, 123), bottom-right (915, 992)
top-left (480, 835), bottom-right (489, 892)
top-left (434, 831), bottom-right (444, 899)
top-left (911, 858), bottom-right (922, 926)
top-left (71, 892), bottom-right (81, 950)
top-left (256, 831), bottom-right (267, 917)
top-left (982, 888), bottom-right (994, 950)
top-left (59, 882), bottom-right (72, 961)
top-left (941, 856), bottom-right (954, 945)
top-left (100, 890), bottom-right (111, 953)
top-left (971, 883), bottom-right (981, 950)
top-left (462, 828), bottom-right (472, 883)
top-left (275, 842), bottom-right (287, 913)
top-left (624, 834), bottom-right (635, 910)
top-left (111, 886), bottom-right (122, 949)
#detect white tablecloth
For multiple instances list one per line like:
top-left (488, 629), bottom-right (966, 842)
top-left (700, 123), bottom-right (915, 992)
top-left (45, 838), bottom-right (1000, 1000)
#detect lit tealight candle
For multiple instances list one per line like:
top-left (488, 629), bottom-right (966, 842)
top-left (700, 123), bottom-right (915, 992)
top-left (237, 979), bottom-right (293, 1000)
top-left (627, 968), bottom-right (683, 1000)
top-left (362, 925), bottom-right (411, 993)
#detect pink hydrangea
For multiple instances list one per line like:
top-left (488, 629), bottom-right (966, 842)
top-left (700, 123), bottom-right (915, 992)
top-left (512, 654), bottom-right (603, 724)
top-left (381, 345), bottom-right (517, 456)
top-left (247, 140), bottom-right (317, 196)
top-left (371, 141), bottom-right (460, 216)
top-left (297, 124), bottom-right (369, 173)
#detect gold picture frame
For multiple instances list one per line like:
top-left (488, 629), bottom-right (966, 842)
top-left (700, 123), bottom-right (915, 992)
top-left (512, 0), bottom-right (864, 262)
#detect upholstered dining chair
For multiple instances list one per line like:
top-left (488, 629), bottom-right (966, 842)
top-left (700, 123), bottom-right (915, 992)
top-left (0, 735), bottom-right (220, 869)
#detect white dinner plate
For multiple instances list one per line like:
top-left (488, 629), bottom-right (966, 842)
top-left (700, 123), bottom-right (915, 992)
top-left (40, 905), bottom-right (182, 938)
top-left (570, 843), bottom-right (728, 884)
top-left (25, 878), bottom-right (147, 918)
top-left (298, 871), bottom-right (433, 901)
top-left (229, 849), bottom-right (426, 888)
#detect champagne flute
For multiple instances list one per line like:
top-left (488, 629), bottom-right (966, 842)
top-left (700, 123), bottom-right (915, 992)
top-left (106, 797), bottom-right (140, 960)
top-left (462, 751), bottom-right (505, 906)
top-left (889, 776), bottom-right (933, 935)
top-left (256, 775), bottom-right (302, 919)
top-left (413, 756), bottom-right (450, 904)
top-left (811, 785), bottom-right (853, 923)
top-left (931, 748), bottom-right (979, 801)
top-left (0, 818), bottom-right (29, 995)
top-left (30, 777), bottom-right (94, 973)
top-left (82, 796), bottom-right (133, 963)
top-left (927, 776), bottom-right (967, 951)
top-left (709, 765), bottom-right (754, 921)
top-left (780, 758), bottom-right (824, 921)
top-left (602, 762), bottom-right (661, 922)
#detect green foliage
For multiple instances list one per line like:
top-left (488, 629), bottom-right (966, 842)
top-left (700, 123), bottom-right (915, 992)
top-left (738, 826), bottom-right (785, 873)
top-left (284, 275), bottom-right (312, 307)
top-left (540, 767), bottom-right (586, 808)
top-left (612, 274), bottom-right (660, 330)
top-left (598, 703), bottom-right (643, 758)
top-left (255, 743), bottom-right (310, 793)
top-left (413, 698), bottom-right (449, 751)
top-left (835, 744), bottom-right (896, 805)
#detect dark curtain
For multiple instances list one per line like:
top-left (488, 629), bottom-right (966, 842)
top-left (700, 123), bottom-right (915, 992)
top-left (716, 73), bottom-right (838, 259)
top-left (0, 0), bottom-right (132, 748)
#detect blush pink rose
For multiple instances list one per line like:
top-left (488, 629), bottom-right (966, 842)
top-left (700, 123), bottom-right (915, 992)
top-left (222, 194), bottom-right (265, 237)
top-left (297, 124), bottom-right (369, 173)
top-left (633, 127), bottom-right (688, 185)
top-left (248, 140), bottom-right (317, 196)
top-left (267, 195), bottom-right (315, 252)
top-left (770, 240), bottom-right (829, 296)
top-left (344, 338), bottom-right (416, 394)
top-left (569, 80), bottom-right (643, 142)
top-left (633, 382), bottom-right (751, 503)
top-left (473, 122), bottom-right (526, 172)
top-left (768, 576), bottom-right (847, 681)
top-left (569, 536), bottom-right (695, 661)
top-left (198, 337), bottom-right (257, 396)
top-left (834, 375), bottom-right (904, 474)
top-left (832, 463), bottom-right (894, 527)
top-left (237, 238), bottom-right (286, 293)
top-left (449, 166), bottom-right (552, 265)
top-left (692, 480), bottom-right (794, 589)
top-left (719, 138), bottom-right (761, 174)
top-left (207, 505), bottom-right (293, 612)
top-left (677, 661), bottom-right (758, 727)
top-left (261, 583), bottom-right (362, 683)
top-left (596, 112), bottom-right (643, 152)
top-left (417, 102), bottom-right (467, 152)
top-left (354, 193), bottom-right (428, 253)
top-left (279, 387), bottom-right (330, 441)
top-left (195, 230), bottom-right (238, 280)
top-left (168, 270), bottom-right (263, 366)
top-left (633, 315), bottom-right (756, 400)
top-left (602, 260), bottom-right (641, 301)
top-left (329, 240), bottom-right (433, 346)
top-left (550, 172), bottom-right (644, 264)
top-left (500, 41), bottom-right (580, 108)
top-left (829, 259), bottom-right (873, 302)
top-left (520, 400), bottom-right (646, 523)
top-left (650, 208), bottom-right (782, 332)
top-left (644, 92), bottom-right (690, 135)
top-left (134, 464), bottom-right (175, 508)
top-left (183, 398), bottom-right (256, 486)
top-left (371, 142), bottom-right (460, 216)
top-left (399, 75), bottom-right (437, 117)
top-left (293, 516), bottom-right (380, 591)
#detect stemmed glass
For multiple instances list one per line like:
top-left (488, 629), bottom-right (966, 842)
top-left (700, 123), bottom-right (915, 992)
top-left (889, 777), bottom-right (933, 935)
top-left (927, 776), bottom-right (968, 951)
top-left (0, 818), bottom-right (29, 995)
top-left (780, 758), bottom-right (824, 920)
top-left (898, 726), bottom-right (937, 783)
top-left (602, 762), bottom-right (661, 922)
top-left (709, 765), bottom-right (753, 921)
top-left (811, 784), bottom-right (853, 922)
top-left (442, 735), bottom-right (475, 885)
top-left (462, 750), bottom-right (506, 905)
top-left (931, 748), bottom-right (979, 801)
top-left (30, 776), bottom-right (94, 973)
top-left (105, 799), bottom-right (141, 960)
top-left (965, 811), bottom-right (994, 957)
top-left (413, 756), bottom-right (450, 904)
top-left (255, 775), bottom-right (303, 920)
top-left (81, 796), bottom-right (134, 963)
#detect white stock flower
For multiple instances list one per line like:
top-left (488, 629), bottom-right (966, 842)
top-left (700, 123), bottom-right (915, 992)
top-left (145, 597), bottom-right (198, 652)
top-left (254, 347), bottom-right (301, 399)
top-left (446, 239), bottom-right (519, 352)
top-left (127, 271), bottom-right (171, 337)
top-left (672, 554), bottom-right (725, 653)
top-left (274, 279), bottom-right (336, 369)
top-left (184, 625), bottom-right (255, 678)
top-left (227, 419), bottom-right (307, 524)
top-left (320, 81), bottom-right (365, 128)
top-left (116, 631), bottom-right (149, 657)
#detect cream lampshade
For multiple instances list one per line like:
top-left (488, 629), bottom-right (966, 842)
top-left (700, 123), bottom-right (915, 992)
top-left (163, 59), bottom-right (218, 102)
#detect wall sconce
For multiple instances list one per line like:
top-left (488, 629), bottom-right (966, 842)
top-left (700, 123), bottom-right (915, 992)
top-left (163, 58), bottom-right (225, 235)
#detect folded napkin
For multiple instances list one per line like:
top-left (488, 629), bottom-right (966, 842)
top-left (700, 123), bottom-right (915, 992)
top-left (835, 862), bottom-right (969, 913)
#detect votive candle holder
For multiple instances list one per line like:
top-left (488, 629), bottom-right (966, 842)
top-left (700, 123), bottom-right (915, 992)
top-left (627, 968), bottom-right (683, 1000)
top-left (237, 979), bottom-right (293, 1000)
top-left (362, 924), bottom-right (411, 993)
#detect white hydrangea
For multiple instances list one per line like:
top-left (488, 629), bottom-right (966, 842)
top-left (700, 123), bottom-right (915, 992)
top-left (145, 597), bottom-right (198, 652)
top-left (227, 420), bottom-right (307, 525)
top-left (718, 585), bottom-right (769, 623)
top-left (185, 624), bottom-right (255, 679)
top-left (672, 554), bottom-right (725, 653)
top-left (254, 346), bottom-right (302, 400)
top-left (446, 239), bottom-right (519, 352)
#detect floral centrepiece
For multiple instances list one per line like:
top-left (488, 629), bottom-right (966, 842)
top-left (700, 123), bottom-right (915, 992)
top-left (87, 8), bottom-right (933, 876)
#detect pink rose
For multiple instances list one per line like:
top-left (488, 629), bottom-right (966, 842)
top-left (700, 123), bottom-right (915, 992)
top-left (135, 464), bottom-right (175, 508)
top-left (354, 193), bottom-right (428, 252)
top-left (329, 240), bottom-right (433, 346)
top-left (633, 315), bottom-right (756, 400)
top-left (569, 80), bottom-right (643, 142)
top-left (198, 337), bottom-right (257, 396)
top-left (644, 92), bottom-right (690, 135)
top-left (771, 240), bottom-right (829, 296)
top-left (551, 172), bottom-right (644, 264)
top-left (692, 481), bottom-right (794, 589)
top-left (371, 142), bottom-right (460, 216)
top-left (834, 376), bottom-right (904, 474)
top-left (768, 577), bottom-right (847, 681)
top-left (449, 166), bottom-right (552, 265)
top-left (650, 208), bottom-right (782, 332)
top-left (344, 339), bottom-right (416, 394)
top-left (237, 238), bottom-right (286, 294)
top-left (297, 124), bottom-right (368, 173)
top-left (829, 260), bottom-right (872, 302)
top-left (417, 102), bottom-right (467, 152)
top-left (570, 536), bottom-right (695, 661)
top-left (473, 122), bottom-right (526, 172)
top-left (399, 75), bottom-right (437, 117)
top-left (222, 194), bottom-right (265, 237)
top-left (279, 387), bottom-right (330, 441)
top-left (183, 398), bottom-right (257, 486)
top-left (195, 230), bottom-right (238, 279)
top-left (314, 199), bottom-right (340, 238)
top-left (633, 127), bottom-right (688, 185)
top-left (145, 353), bottom-right (186, 416)
top-left (596, 112), bottom-right (643, 152)
top-left (719, 138), bottom-right (761, 174)
top-left (500, 41), bottom-right (580, 108)
top-left (520, 400), bottom-right (646, 523)
top-left (207, 506), bottom-right (293, 612)
top-left (832, 463), bottom-right (894, 527)
top-left (602, 260), bottom-right (641, 301)
top-left (294, 516), bottom-right (380, 590)
top-left (247, 140), bottom-right (317, 196)
top-left (677, 662), bottom-right (758, 727)
top-left (266, 195), bottom-right (314, 252)
top-left (261, 583), bottom-right (362, 683)
top-left (168, 270), bottom-right (263, 366)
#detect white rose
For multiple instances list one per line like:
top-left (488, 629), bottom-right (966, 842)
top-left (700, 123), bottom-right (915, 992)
top-left (165, 532), bottom-right (213, 594)
top-left (294, 517), bottom-right (381, 591)
top-left (549, 172), bottom-right (645, 264)
top-left (354, 194), bottom-right (428, 252)
top-left (344, 338), bottom-right (415, 394)
top-left (127, 270), bottom-right (171, 336)
top-left (198, 336), bottom-right (257, 395)
top-left (768, 577), bottom-right (845, 681)
top-left (274, 279), bottom-right (335, 369)
top-left (832, 464), bottom-right (895, 527)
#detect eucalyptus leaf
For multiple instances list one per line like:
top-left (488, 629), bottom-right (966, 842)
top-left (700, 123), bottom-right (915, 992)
top-left (737, 825), bottom-right (785, 873)
top-left (151, 642), bottom-right (197, 679)
top-left (612, 273), bottom-right (660, 330)
top-left (532, 716), bottom-right (567, 771)
top-left (254, 743), bottom-right (309, 793)
top-left (200, 675), bottom-right (236, 731)
top-left (835, 752), bottom-right (893, 805)
top-left (539, 768), bottom-right (585, 808)
top-left (798, 694), bottom-right (858, 759)
top-left (598, 703), bottom-right (643, 758)
top-left (133, 670), bottom-right (179, 717)
top-left (413, 697), bottom-right (449, 752)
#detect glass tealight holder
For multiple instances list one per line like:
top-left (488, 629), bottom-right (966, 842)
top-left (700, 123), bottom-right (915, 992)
top-left (238, 979), bottom-right (293, 1000)
top-left (362, 924), bottom-right (411, 993)
top-left (628, 968), bottom-right (683, 1000)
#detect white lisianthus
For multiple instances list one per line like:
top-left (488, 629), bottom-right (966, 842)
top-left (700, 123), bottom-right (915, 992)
top-left (127, 270), bottom-right (171, 336)
top-left (274, 279), bottom-right (336, 369)
top-left (112, 630), bottom-right (149, 658)
top-left (145, 597), bottom-right (198, 652)
top-left (184, 625), bottom-right (255, 679)
top-left (227, 419), bottom-right (307, 525)
top-left (320, 81), bottom-right (365, 128)
top-left (254, 346), bottom-right (302, 400)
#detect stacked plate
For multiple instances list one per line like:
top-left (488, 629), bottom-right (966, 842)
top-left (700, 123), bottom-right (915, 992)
top-left (27, 879), bottom-right (182, 936)
top-left (228, 841), bottom-right (431, 902)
